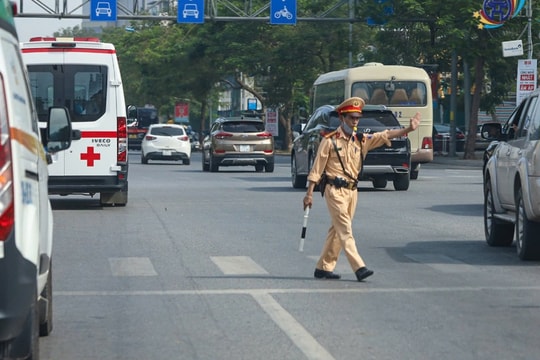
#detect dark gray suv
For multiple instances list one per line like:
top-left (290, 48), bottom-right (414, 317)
top-left (291, 105), bottom-right (411, 191)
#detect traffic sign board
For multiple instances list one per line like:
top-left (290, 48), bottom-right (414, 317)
top-left (90, 0), bottom-right (116, 21)
top-left (177, 0), bottom-right (204, 24)
top-left (270, 0), bottom-right (296, 25)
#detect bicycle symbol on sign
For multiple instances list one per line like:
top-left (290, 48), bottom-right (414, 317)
top-left (274, 6), bottom-right (293, 20)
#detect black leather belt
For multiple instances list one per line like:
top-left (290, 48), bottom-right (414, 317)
top-left (327, 177), bottom-right (357, 190)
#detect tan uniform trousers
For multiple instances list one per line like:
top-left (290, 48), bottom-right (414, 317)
top-left (316, 184), bottom-right (365, 272)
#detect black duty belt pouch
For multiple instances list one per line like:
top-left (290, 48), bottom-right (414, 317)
top-left (319, 173), bottom-right (328, 197)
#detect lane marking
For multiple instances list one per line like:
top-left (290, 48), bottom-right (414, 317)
top-left (211, 256), bottom-right (269, 275)
top-left (109, 257), bottom-right (157, 277)
top-left (54, 286), bottom-right (540, 297)
top-left (252, 292), bottom-right (335, 360)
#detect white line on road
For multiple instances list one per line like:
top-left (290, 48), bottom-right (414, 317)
top-left (108, 257), bottom-right (157, 277)
top-left (210, 256), bottom-right (269, 275)
top-left (252, 292), bottom-right (335, 360)
top-left (54, 286), bottom-right (540, 297)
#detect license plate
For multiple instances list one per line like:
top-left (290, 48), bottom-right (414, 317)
top-left (239, 145), bottom-right (250, 152)
top-left (163, 150), bottom-right (172, 156)
top-left (129, 134), bottom-right (137, 139)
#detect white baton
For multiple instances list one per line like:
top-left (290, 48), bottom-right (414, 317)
top-left (299, 207), bottom-right (310, 252)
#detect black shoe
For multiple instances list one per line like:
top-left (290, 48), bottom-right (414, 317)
top-left (355, 267), bottom-right (374, 282)
top-left (314, 269), bottom-right (341, 280)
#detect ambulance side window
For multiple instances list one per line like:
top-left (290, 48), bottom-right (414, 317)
top-left (27, 64), bottom-right (107, 123)
top-left (27, 70), bottom-right (54, 121)
top-left (72, 67), bottom-right (107, 121)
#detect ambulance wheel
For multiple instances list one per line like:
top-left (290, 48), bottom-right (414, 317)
top-left (39, 263), bottom-right (53, 336)
top-left (7, 290), bottom-right (39, 359)
top-left (100, 188), bottom-right (128, 207)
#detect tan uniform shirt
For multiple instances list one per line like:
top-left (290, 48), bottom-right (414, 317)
top-left (307, 126), bottom-right (391, 183)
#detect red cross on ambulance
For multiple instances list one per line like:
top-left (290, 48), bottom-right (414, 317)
top-left (80, 146), bottom-right (101, 166)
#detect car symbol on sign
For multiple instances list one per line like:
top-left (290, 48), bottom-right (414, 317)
top-left (183, 4), bottom-right (199, 18)
top-left (96, 2), bottom-right (112, 17)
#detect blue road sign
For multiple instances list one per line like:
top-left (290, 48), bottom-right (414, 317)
top-left (270, 0), bottom-right (296, 25)
top-left (177, 0), bottom-right (204, 24)
top-left (90, 0), bottom-right (116, 21)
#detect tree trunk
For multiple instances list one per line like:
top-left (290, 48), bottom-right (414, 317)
top-left (463, 55), bottom-right (485, 159)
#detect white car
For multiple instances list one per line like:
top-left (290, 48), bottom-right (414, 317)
top-left (141, 123), bottom-right (191, 165)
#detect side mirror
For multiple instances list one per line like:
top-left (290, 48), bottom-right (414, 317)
top-left (292, 123), bottom-right (303, 135)
top-left (481, 122), bottom-right (503, 141)
top-left (46, 106), bottom-right (73, 153)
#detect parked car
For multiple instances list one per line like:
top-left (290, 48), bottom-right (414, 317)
top-left (291, 104), bottom-right (411, 191)
top-left (189, 132), bottom-right (201, 151)
top-left (482, 90), bottom-right (540, 260)
top-left (202, 116), bottom-right (275, 172)
top-left (432, 123), bottom-right (465, 152)
top-left (141, 123), bottom-right (191, 165)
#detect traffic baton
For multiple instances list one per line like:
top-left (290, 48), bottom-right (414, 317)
top-left (298, 207), bottom-right (310, 252)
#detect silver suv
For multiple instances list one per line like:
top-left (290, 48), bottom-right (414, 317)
top-left (482, 89), bottom-right (540, 260)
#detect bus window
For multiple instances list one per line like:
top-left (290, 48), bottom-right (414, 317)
top-left (311, 64), bottom-right (434, 179)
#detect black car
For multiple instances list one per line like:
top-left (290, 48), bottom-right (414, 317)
top-left (432, 123), bottom-right (465, 152)
top-left (291, 104), bottom-right (411, 191)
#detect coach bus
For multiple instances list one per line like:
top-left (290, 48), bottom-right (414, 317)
top-left (310, 63), bottom-right (434, 179)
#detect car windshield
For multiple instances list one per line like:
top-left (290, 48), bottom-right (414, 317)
top-left (151, 126), bottom-right (185, 136)
top-left (359, 112), bottom-right (400, 127)
top-left (222, 121), bottom-right (264, 133)
top-left (434, 124), bottom-right (463, 133)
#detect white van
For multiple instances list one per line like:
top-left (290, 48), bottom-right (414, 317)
top-left (310, 63), bottom-right (434, 179)
top-left (21, 37), bottom-right (129, 206)
top-left (0, 3), bottom-right (73, 358)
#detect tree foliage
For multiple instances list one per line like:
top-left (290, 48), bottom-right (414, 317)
top-left (85, 0), bottom-right (540, 153)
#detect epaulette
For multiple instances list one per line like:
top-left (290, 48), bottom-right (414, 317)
top-left (324, 129), bottom-right (339, 139)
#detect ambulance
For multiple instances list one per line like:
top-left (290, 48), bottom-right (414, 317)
top-left (20, 36), bottom-right (129, 206)
top-left (0, 1), bottom-right (73, 357)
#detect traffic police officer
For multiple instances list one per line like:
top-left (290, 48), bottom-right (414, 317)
top-left (303, 97), bottom-right (421, 281)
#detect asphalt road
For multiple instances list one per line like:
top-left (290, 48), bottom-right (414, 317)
top-left (40, 151), bottom-right (540, 360)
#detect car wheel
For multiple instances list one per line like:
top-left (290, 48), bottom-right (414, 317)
top-left (210, 154), bottom-right (219, 172)
top-left (291, 155), bottom-right (307, 189)
top-left (39, 263), bottom-right (53, 336)
top-left (410, 163), bottom-right (419, 180)
top-left (484, 179), bottom-right (514, 246)
top-left (183, 158), bottom-right (190, 165)
top-left (141, 153), bottom-right (148, 164)
top-left (202, 151), bottom-right (209, 171)
top-left (393, 173), bottom-right (410, 191)
top-left (255, 163), bottom-right (264, 172)
top-left (308, 153), bottom-right (321, 192)
top-left (515, 187), bottom-right (540, 260)
top-left (265, 162), bottom-right (274, 173)
top-left (372, 177), bottom-right (387, 189)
